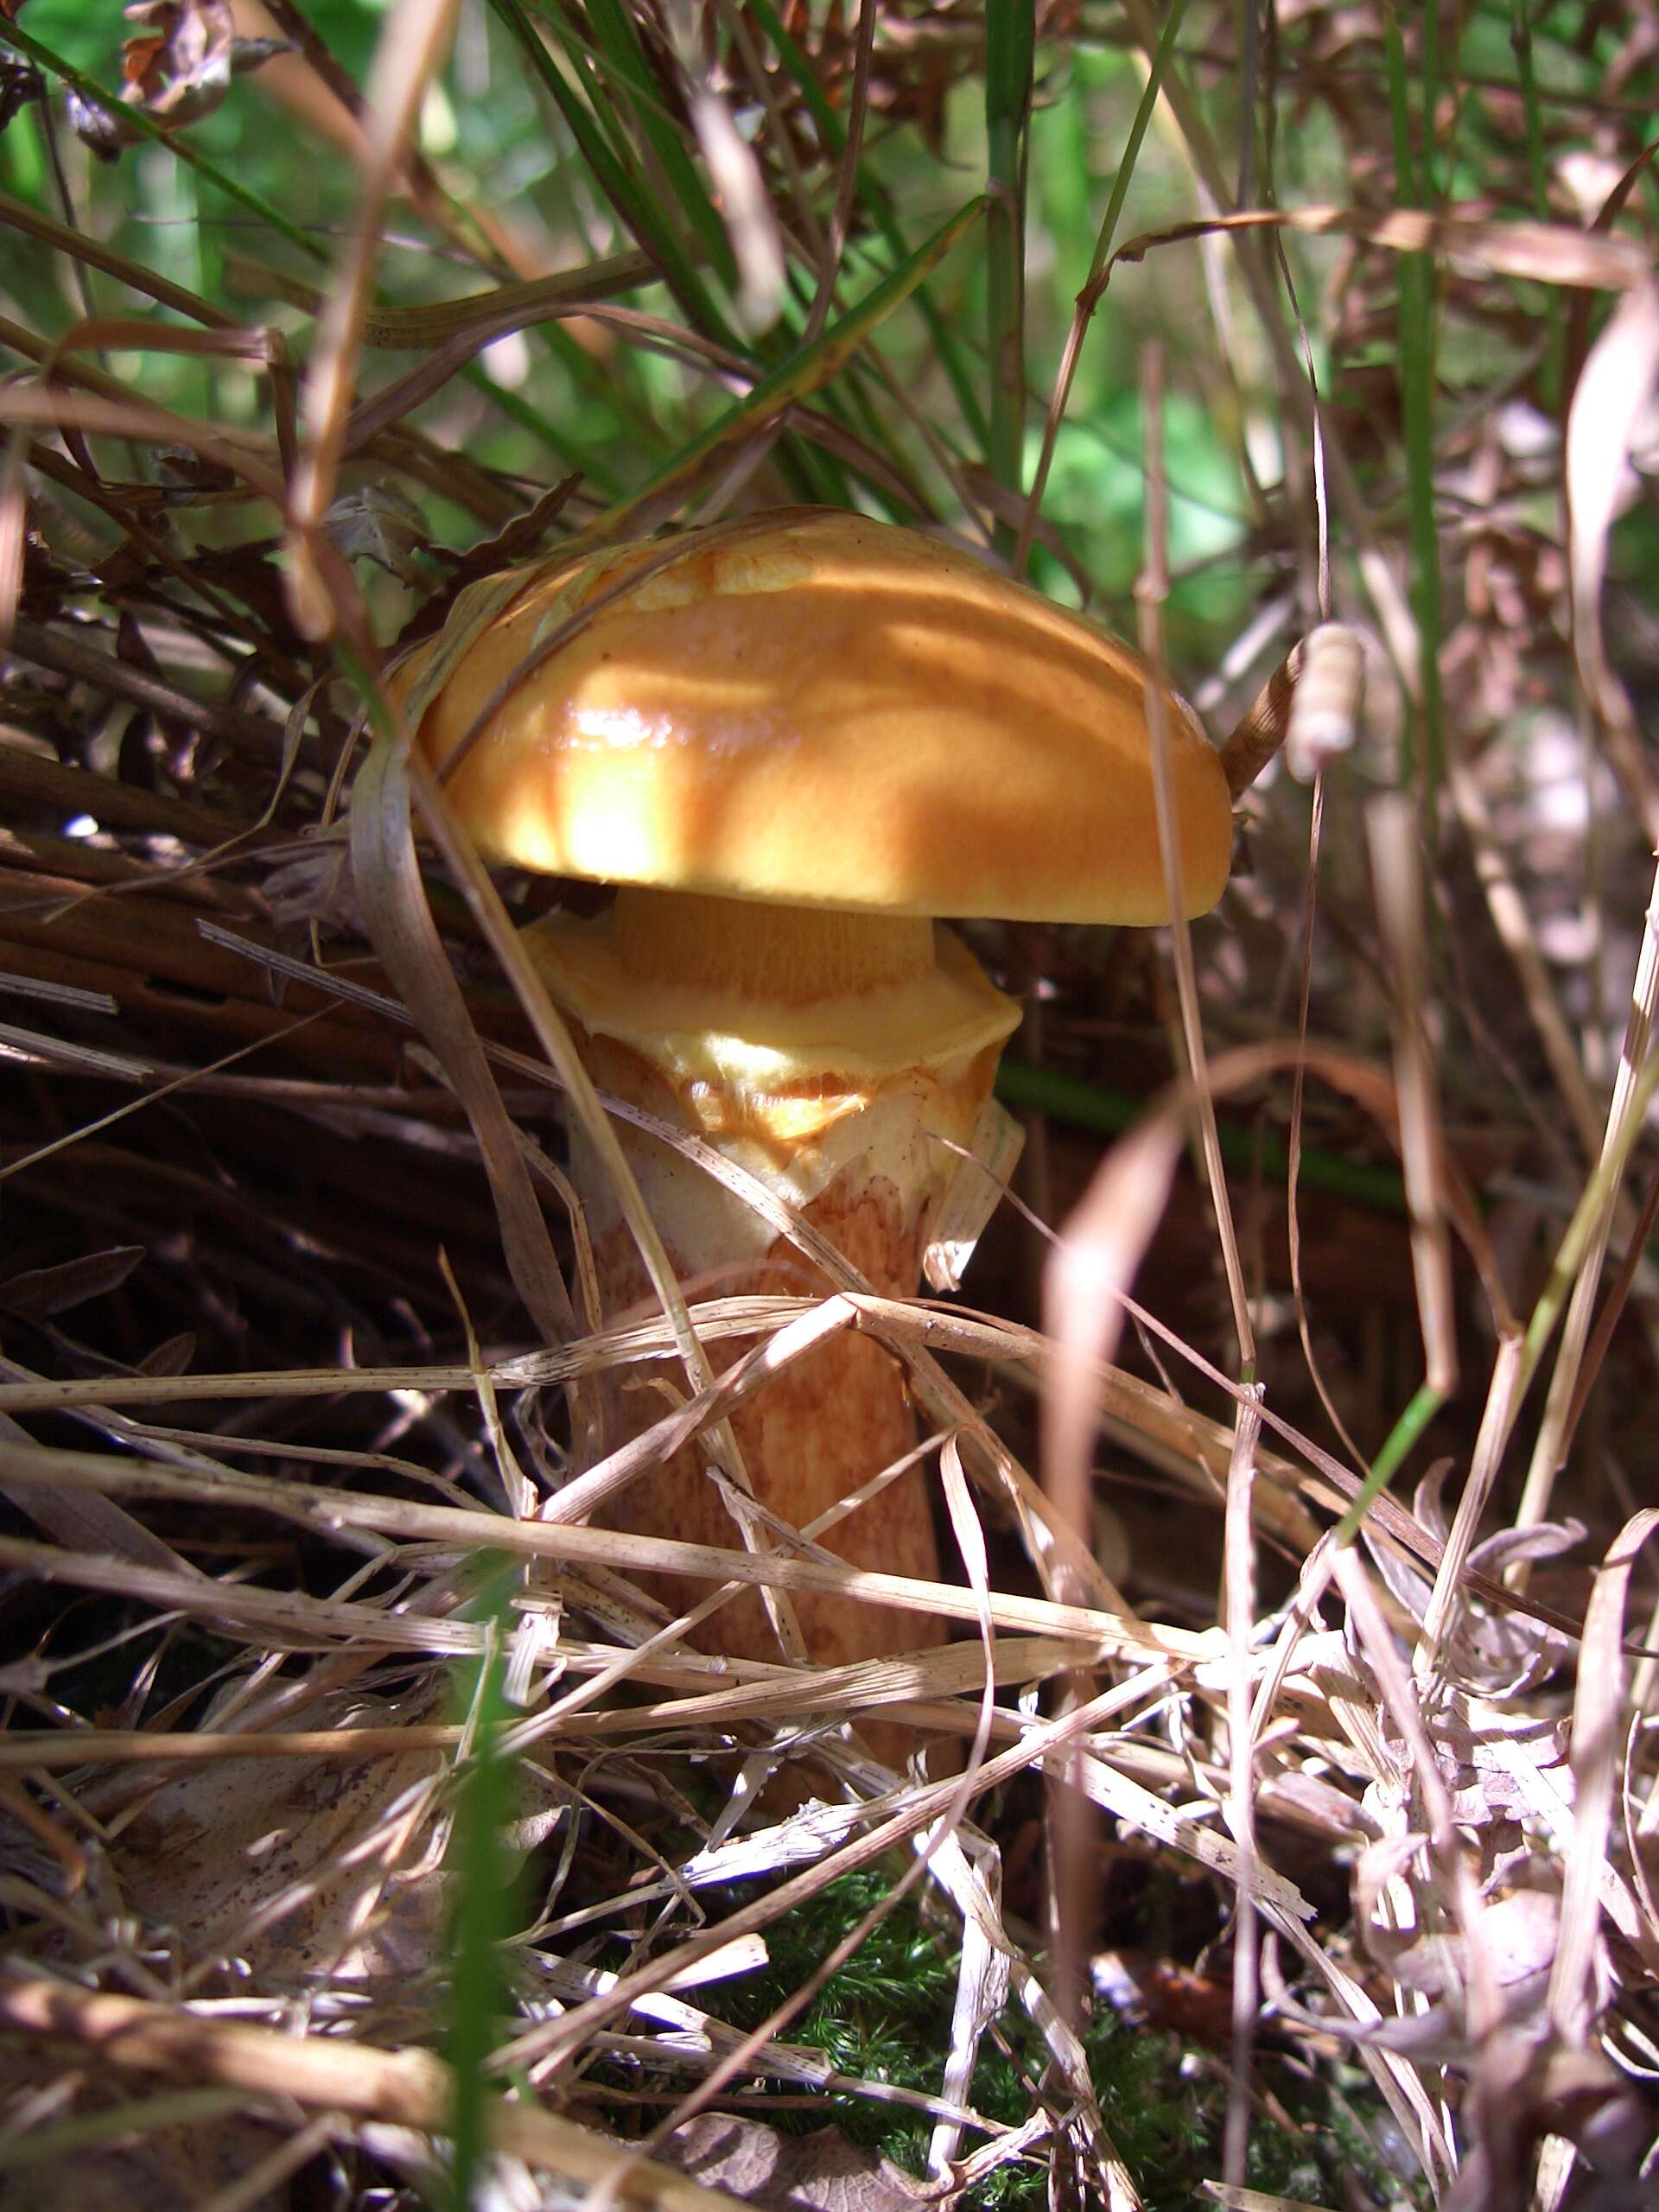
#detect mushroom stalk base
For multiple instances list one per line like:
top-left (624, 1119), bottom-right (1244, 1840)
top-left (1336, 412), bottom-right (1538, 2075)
top-left (528, 892), bottom-right (1020, 1764)
top-left (565, 1025), bottom-right (988, 1680)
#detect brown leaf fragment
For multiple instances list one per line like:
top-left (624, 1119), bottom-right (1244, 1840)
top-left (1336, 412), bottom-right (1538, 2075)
top-left (135, 1328), bottom-right (194, 1376)
top-left (326, 484), bottom-right (430, 587)
top-left (115, 1695), bottom-right (449, 1985)
top-left (656, 2116), bottom-right (929, 2212)
top-left (62, 85), bottom-right (125, 162)
top-left (120, 0), bottom-right (280, 131)
top-left (0, 54), bottom-right (35, 130)
top-left (0, 1243), bottom-right (145, 1319)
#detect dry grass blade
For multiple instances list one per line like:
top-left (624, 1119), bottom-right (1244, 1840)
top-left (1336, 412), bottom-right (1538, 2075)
top-left (1137, 346), bottom-right (1255, 1375)
top-left (347, 732), bottom-right (588, 1382)
top-left (1566, 280), bottom-right (1659, 710)
top-left (0, 385), bottom-right (285, 500)
top-left (398, 741), bottom-right (804, 1661)
top-left (1199, 2190), bottom-right (1338, 2211)
top-left (1446, 756), bottom-right (1610, 1167)
top-left (1366, 793), bottom-right (1457, 1398)
top-left (284, 0), bottom-right (462, 635)
top-left (0, 1432), bottom-right (1211, 1658)
top-left (1548, 1508), bottom-right (1659, 2044)
top-left (0, 1529), bottom-right (485, 1655)
top-left (1514, 852), bottom-right (1659, 1562)
top-left (0, 1979), bottom-right (752, 2212)
top-left (1105, 203), bottom-right (1653, 295)
top-left (1043, 1110), bottom-right (1190, 1600)
top-left (1221, 1385), bottom-right (1265, 2190)
top-left (1414, 1334), bottom-right (1525, 1675)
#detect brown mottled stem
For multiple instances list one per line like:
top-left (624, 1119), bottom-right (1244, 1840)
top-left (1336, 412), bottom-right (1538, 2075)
top-left (531, 889), bottom-right (1017, 1681)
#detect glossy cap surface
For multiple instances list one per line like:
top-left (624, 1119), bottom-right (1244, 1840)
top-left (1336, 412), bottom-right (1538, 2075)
top-left (407, 509), bottom-right (1233, 924)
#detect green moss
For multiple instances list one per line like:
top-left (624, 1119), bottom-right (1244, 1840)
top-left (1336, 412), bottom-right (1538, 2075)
top-left (590, 1872), bottom-right (1417, 2210)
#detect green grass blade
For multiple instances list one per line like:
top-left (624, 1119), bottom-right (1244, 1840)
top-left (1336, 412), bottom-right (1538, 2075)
top-left (742, 0), bottom-right (988, 453)
top-left (443, 1580), bottom-right (518, 2212)
top-left (1336, 1377), bottom-right (1444, 1539)
top-left (488, 0), bottom-right (732, 346)
top-left (1089, 0), bottom-right (1194, 286)
top-left (1511, 0), bottom-right (1565, 404)
top-left (994, 1058), bottom-right (1410, 1213)
top-left (594, 194), bottom-right (984, 539)
top-left (582, 0), bottom-right (740, 296)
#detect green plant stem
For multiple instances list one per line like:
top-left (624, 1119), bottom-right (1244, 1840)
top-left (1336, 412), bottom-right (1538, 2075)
top-left (1337, 1378), bottom-right (1444, 1541)
top-left (1510, 0), bottom-right (1565, 406)
top-left (994, 1058), bottom-right (1409, 1214)
top-left (444, 1578), bottom-right (518, 2212)
top-left (985, 3), bottom-right (1033, 551)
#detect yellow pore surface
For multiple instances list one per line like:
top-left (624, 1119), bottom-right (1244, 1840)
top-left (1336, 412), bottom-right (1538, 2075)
top-left (524, 889), bottom-right (1020, 1149)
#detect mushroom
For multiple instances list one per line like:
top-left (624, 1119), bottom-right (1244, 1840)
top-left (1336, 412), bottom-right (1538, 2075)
top-left (403, 509), bottom-right (1233, 1697)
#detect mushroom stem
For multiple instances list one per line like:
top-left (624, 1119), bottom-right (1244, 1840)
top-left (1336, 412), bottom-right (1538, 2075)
top-left (527, 889), bottom-right (1020, 1684)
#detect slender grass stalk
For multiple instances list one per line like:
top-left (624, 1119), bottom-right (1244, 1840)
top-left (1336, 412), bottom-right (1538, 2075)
top-left (0, 2088), bottom-right (255, 2171)
top-left (582, 0), bottom-right (742, 301)
top-left (588, 194), bottom-right (984, 539)
top-left (1336, 1377), bottom-right (1444, 1540)
top-left (1383, 8), bottom-right (1445, 814)
top-left (1, 15), bottom-right (575, 470)
top-left (479, 365), bottom-right (607, 478)
top-left (1015, 0), bottom-right (1192, 576)
top-left (985, 3), bottom-right (1033, 551)
top-left (1510, 0), bottom-right (1565, 404)
top-left (1090, 0), bottom-right (1193, 289)
top-left (489, 0), bottom-right (728, 341)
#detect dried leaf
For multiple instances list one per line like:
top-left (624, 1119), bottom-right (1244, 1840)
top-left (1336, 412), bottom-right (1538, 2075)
top-left (62, 83), bottom-right (125, 162)
top-left (656, 2116), bottom-right (927, 2212)
top-left (136, 1329), bottom-right (195, 1377)
top-left (0, 53), bottom-right (35, 129)
top-left (0, 1243), bottom-right (145, 1319)
top-left (119, 0), bottom-right (279, 131)
top-left (326, 484), bottom-right (430, 587)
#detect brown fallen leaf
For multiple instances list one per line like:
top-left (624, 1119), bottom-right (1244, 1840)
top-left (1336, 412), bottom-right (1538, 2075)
top-left (655, 2114), bottom-right (930, 2212)
top-left (121, 0), bottom-right (288, 131)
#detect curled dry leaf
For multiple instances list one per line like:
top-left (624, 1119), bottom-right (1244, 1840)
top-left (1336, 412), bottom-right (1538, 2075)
top-left (325, 483), bottom-right (432, 588)
top-left (654, 2114), bottom-right (929, 2212)
top-left (1364, 1459), bottom-right (1582, 1694)
top-left (121, 0), bottom-right (288, 132)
